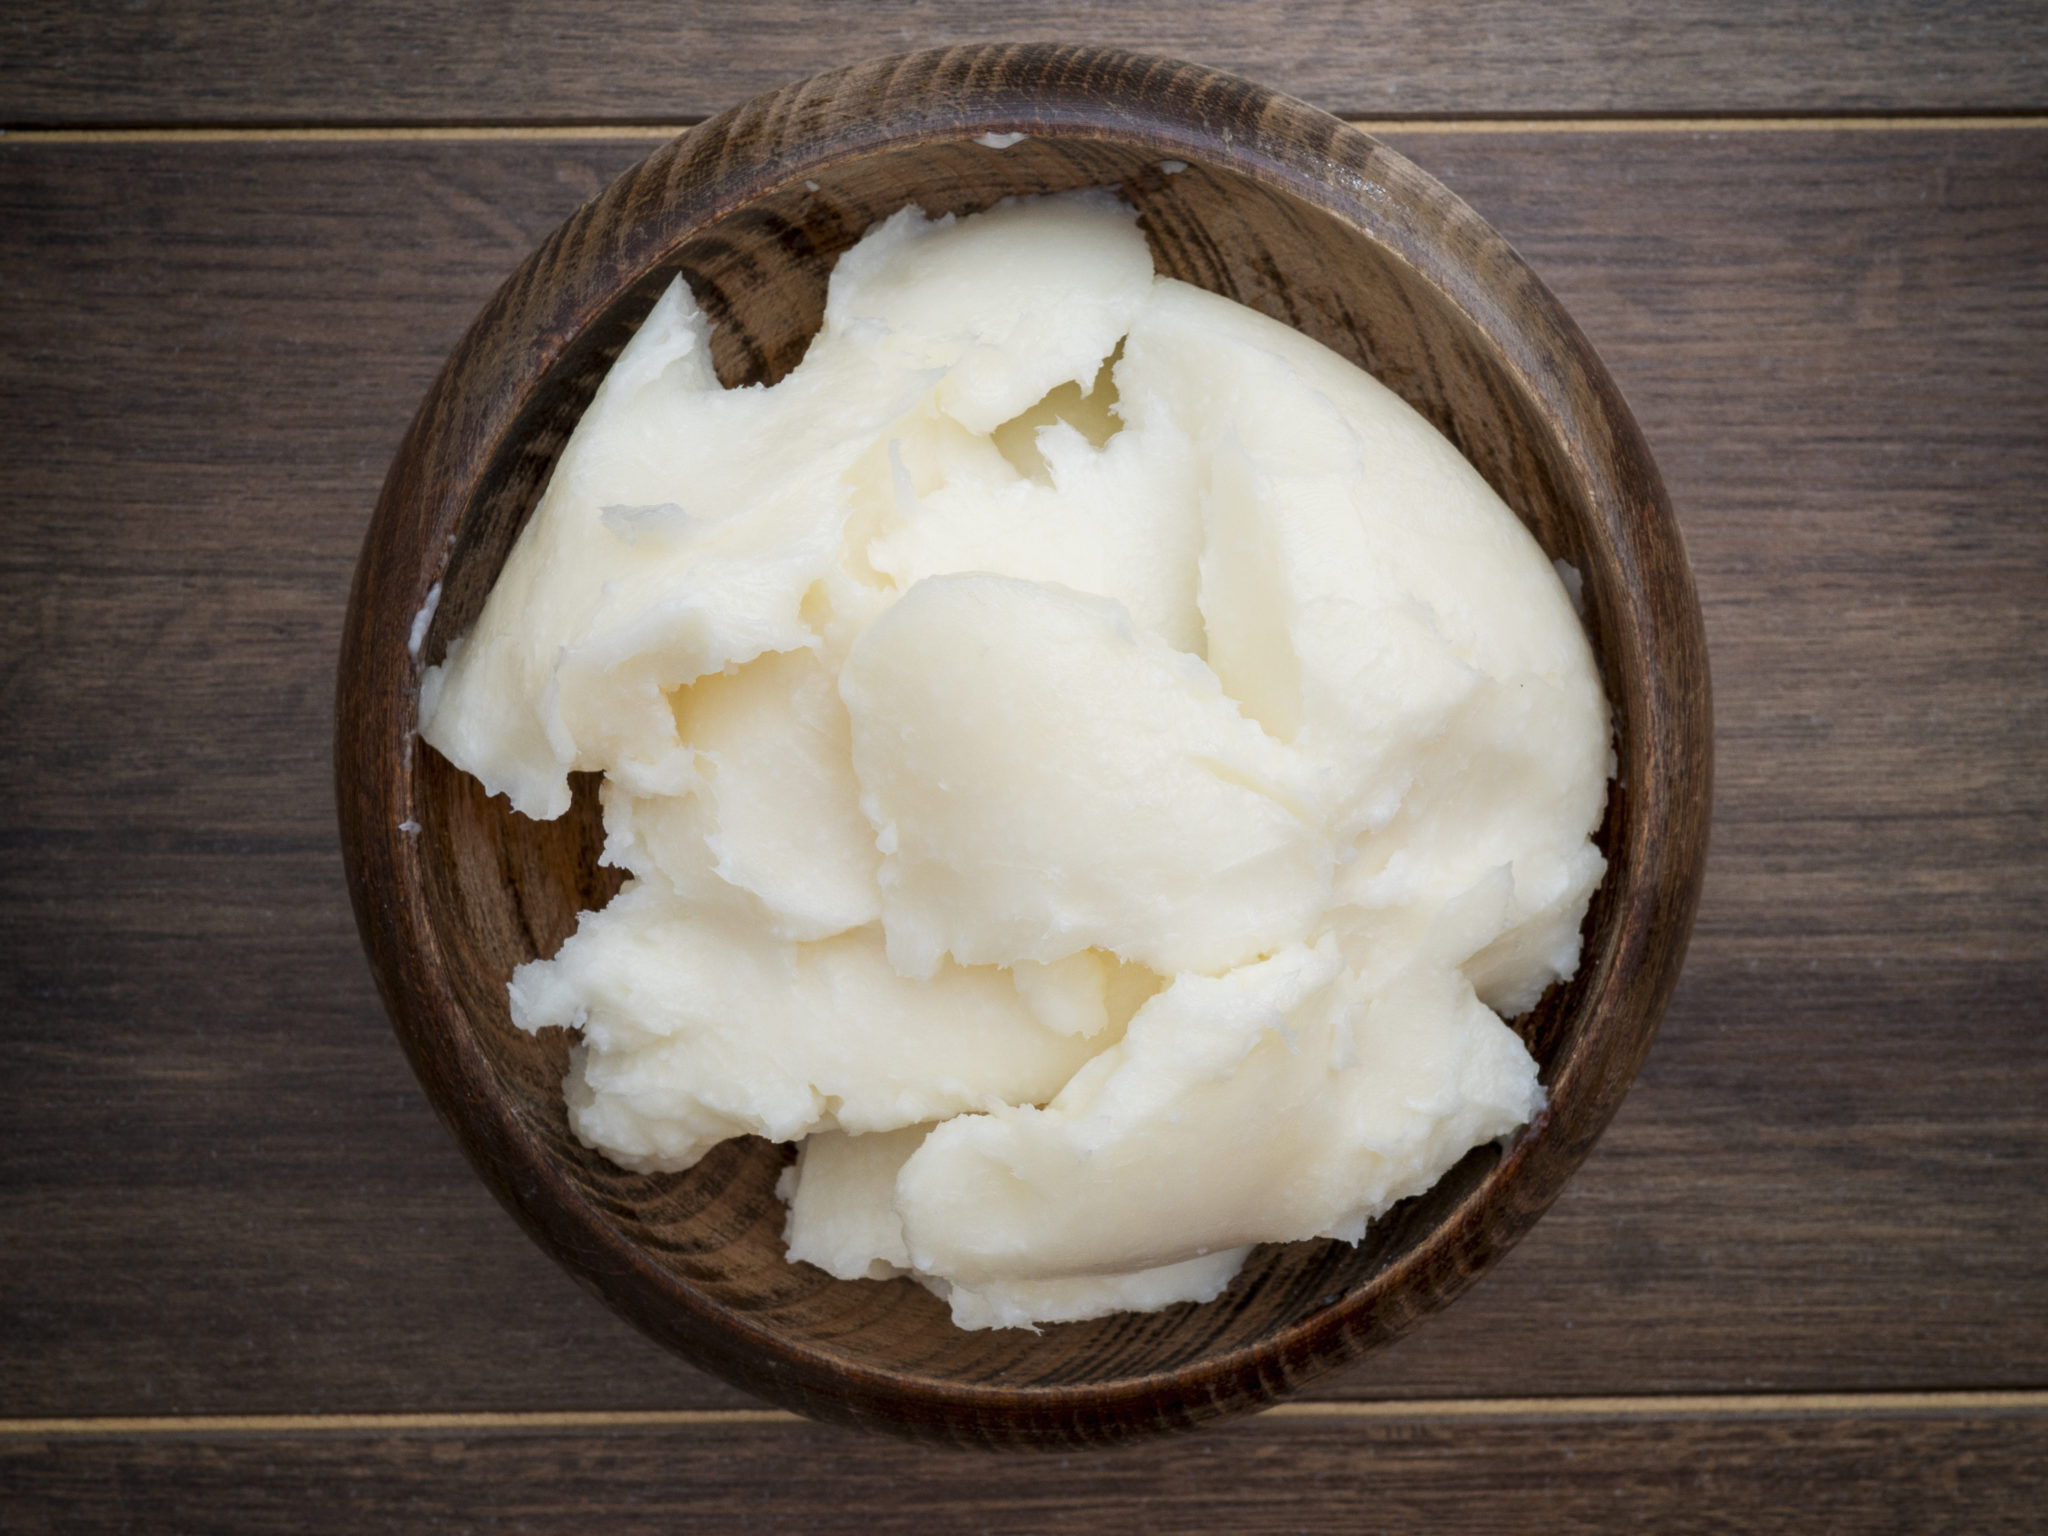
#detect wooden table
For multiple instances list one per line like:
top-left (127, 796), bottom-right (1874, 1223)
top-left (4, 7), bottom-right (2043, 1529)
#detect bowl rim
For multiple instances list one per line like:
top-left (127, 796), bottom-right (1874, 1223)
top-left (335, 41), bottom-right (1712, 1447)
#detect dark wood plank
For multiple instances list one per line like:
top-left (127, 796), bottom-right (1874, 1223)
top-left (3, 1410), bottom-right (2044, 1532)
top-left (3, 2), bottom-right (2047, 126)
top-left (1, 128), bottom-right (2043, 1416)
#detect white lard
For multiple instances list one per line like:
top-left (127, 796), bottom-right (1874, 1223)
top-left (420, 193), bottom-right (1611, 1330)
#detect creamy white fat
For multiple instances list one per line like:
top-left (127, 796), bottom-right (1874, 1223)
top-left (420, 192), bottom-right (1609, 1331)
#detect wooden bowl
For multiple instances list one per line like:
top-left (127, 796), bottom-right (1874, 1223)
top-left (336, 44), bottom-right (1711, 1449)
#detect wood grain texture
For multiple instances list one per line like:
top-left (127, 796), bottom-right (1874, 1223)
top-left (332, 45), bottom-right (1707, 1447)
top-left (4, 1), bottom-right (2046, 125)
top-left (1, 123), bottom-right (2042, 1426)
top-left (4, 1410), bottom-right (2045, 1532)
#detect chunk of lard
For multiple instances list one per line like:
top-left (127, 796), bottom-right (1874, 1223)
top-left (510, 883), bottom-right (1101, 1173)
top-left (862, 381), bottom-right (1206, 655)
top-left (418, 191), bottom-right (1611, 1331)
top-left (598, 646), bottom-right (879, 942)
top-left (840, 572), bottom-right (1331, 980)
top-left (894, 938), bottom-right (1541, 1292)
top-left (782, 1125), bottom-right (1251, 1328)
top-left (421, 193), bottom-right (1151, 821)
top-left (823, 194), bottom-right (1155, 435)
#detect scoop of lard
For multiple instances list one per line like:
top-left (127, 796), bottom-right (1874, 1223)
top-left (419, 191), bottom-right (1609, 1329)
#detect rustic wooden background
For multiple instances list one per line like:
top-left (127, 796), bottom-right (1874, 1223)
top-left (3, 4), bottom-right (2043, 1529)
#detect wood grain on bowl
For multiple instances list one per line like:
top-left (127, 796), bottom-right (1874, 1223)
top-left (334, 43), bottom-right (1710, 1448)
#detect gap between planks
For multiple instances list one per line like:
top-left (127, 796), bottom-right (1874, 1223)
top-left (6, 1391), bottom-right (2046, 1439)
top-left (2, 115), bottom-right (2046, 144)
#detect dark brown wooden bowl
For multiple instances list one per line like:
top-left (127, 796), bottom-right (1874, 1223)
top-left (335, 44), bottom-right (1711, 1450)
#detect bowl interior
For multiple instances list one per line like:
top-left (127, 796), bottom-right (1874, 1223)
top-left (408, 126), bottom-right (1642, 1426)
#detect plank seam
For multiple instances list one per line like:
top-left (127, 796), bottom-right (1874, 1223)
top-left (6, 1392), bottom-right (2045, 1438)
top-left (1, 115), bottom-right (2045, 145)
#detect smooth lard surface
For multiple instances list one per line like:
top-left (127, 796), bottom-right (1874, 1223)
top-left (419, 192), bottom-right (1610, 1330)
